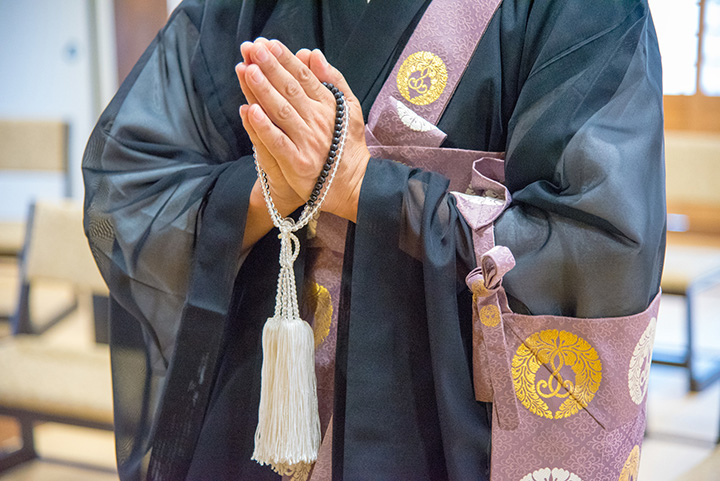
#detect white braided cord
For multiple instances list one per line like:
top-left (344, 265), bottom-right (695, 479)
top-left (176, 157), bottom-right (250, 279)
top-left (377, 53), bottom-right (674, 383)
top-left (252, 98), bottom-right (348, 321)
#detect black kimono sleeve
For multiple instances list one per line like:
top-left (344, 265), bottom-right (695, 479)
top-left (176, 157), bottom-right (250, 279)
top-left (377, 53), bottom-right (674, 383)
top-left (494, 0), bottom-right (666, 318)
top-left (82, 3), bottom-right (259, 477)
top-left (354, 0), bottom-right (665, 320)
top-left (83, 2), bottom-right (254, 371)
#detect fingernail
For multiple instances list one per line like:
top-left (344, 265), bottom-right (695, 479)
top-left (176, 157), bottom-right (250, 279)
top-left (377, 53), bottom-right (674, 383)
top-left (313, 49), bottom-right (328, 67)
top-left (269, 40), bottom-right (282, 58)
top-left (249, 65), bottom-right (262, 82)
top-left (255, 44), bottom-right (268, 62)
top-left (251, 105), bottom-right (263, 121)
top-left (240, 42), bottom-right (252, 59)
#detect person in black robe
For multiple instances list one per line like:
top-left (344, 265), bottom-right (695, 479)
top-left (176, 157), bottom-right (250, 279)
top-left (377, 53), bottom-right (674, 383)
top-left (82, 1), bottom-right (665, 479)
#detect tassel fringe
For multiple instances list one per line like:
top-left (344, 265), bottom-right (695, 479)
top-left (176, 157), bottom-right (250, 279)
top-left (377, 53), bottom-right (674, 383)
top-left (252, 315), bottom-right (321, 474)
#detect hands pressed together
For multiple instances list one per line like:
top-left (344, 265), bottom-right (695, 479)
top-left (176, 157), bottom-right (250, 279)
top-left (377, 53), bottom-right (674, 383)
top-left (235, 38), bottom-right (370, 249)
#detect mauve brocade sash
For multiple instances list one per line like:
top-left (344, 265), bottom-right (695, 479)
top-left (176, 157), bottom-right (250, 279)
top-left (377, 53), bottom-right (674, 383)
top-left (306, 1), bottom-right (504, 480)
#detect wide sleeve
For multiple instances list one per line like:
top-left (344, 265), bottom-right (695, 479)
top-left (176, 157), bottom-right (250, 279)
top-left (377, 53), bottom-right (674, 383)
top-left (494, 0), bottom-right (666, 318)
top-left (82, 3), bottom-right (255, 370)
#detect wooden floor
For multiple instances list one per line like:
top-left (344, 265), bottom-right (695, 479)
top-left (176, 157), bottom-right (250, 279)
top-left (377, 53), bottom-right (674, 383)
top-left (0, 264), bottom-right (719, 480)
top-left (0, 422), bottom-right (117, 481)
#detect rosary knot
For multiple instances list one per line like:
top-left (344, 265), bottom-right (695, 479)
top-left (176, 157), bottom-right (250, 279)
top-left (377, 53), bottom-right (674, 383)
top-left (278, 229), bottom-right (300, 268)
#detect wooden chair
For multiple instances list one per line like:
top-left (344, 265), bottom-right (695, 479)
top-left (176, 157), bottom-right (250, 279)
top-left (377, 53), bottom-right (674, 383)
top-left (0, 199), bottom-right (113, 472)
top-left (0, 119), bottom-right (71, 327)
top-left (10, 199), bottom-right (108, 335)
top-left (0, 119), bottom-right (70, 257)
top-left (653, 132), bottom-right (720, 401)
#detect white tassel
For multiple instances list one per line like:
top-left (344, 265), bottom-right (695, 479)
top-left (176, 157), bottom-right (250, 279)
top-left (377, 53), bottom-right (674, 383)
top-left (252, 315), bottom-right (320, 474)
top-left (251, 225), bottom-right (321, 476)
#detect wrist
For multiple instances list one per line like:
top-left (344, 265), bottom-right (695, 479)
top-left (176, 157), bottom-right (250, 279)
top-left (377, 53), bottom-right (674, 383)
top-left (327, 148), bottom-right (370, 223)
top-left (250, 179), bottom-right (300, 219)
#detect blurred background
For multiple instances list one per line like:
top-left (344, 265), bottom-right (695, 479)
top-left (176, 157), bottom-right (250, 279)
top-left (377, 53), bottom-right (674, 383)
top-left (0, 0), bottom-right (719, 480)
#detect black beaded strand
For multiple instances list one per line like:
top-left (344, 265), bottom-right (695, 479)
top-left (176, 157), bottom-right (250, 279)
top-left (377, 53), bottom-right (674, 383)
top-left (307, 82), bottom-right (346, 207)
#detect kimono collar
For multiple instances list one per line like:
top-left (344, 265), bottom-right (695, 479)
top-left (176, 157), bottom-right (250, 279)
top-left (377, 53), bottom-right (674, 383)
top-left (323, 0), bottom-right (431, 113)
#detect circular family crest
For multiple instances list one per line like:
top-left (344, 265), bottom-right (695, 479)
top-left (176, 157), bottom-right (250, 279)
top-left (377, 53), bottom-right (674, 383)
top-left (479, 304), bottom-right (501, 327)
top-left (520, 467), bottom-right (583, 481)
top-left (512, 329), bottom-right (602, 419)
top-left (628, 317), bottom-right (656, 405)
top-left (618, 445), bottom-right (640, 481)
top-left (396, 51), bottom-right (448, 105)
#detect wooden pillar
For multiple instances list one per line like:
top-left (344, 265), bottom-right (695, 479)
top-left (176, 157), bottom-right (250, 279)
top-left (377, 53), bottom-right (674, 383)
top-left (113, 0), bottom-right (168, 84)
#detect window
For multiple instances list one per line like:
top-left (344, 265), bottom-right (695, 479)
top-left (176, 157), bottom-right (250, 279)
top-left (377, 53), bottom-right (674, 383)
top-left (650, 0), bottom-right (720, 131)
top-left (651, 0), bottom-right (720, 95)
top-left (701, 0), bottom-right (720, 95)
top-left (652, 0), bottom-right (700, 95)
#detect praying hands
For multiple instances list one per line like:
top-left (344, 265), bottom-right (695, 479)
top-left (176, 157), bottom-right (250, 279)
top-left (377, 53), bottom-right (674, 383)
top-left (235, 38), bottom-right (370, 251)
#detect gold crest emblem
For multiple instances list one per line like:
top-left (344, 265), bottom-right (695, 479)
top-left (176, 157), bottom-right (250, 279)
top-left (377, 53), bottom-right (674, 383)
top-left (479, 305), bottom-right (501, 327)
top-left (396, 51), bottom-right (448, 105)
top-left (512, 329), bottom-right (602, 419)
top-left (618, 445), bottom-right (640, 481)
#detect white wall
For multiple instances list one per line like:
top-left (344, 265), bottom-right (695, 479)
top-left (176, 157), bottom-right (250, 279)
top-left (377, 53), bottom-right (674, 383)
top-left (0, 0), bottom-right (117, 221)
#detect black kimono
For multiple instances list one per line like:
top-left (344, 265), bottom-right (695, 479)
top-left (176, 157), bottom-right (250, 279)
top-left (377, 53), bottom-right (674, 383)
top-left (82, 1), bottom-right (665, 479)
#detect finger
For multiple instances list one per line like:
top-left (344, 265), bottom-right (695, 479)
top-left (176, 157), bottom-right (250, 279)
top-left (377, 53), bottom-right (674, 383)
top-left (240, 41), bottom-right (254, 64)
top-left (240, 37), bottom-right (269, 64)
top-left (239, 104), bottom-right (272, 166)
top-left (296, 48), bottom-right (312, 67)
top-left (308, 49), bottom-right (354, 100)
top-left (245, 103), bottom-right (300, 169)
top-left (235, 62), bottom-right (258, 105)
top-left (240, 105), bottom-right (275, 189)
top-left (249, 42), bottom-right (320, 121)
top-left (267, 40), bottom-right (330, 104)
top-left (245, 62), bottom-right (308, 139)
top-left (309, 49), bottom-right (364, 126)
top-left (240, 105), bottom-right (303, 210)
